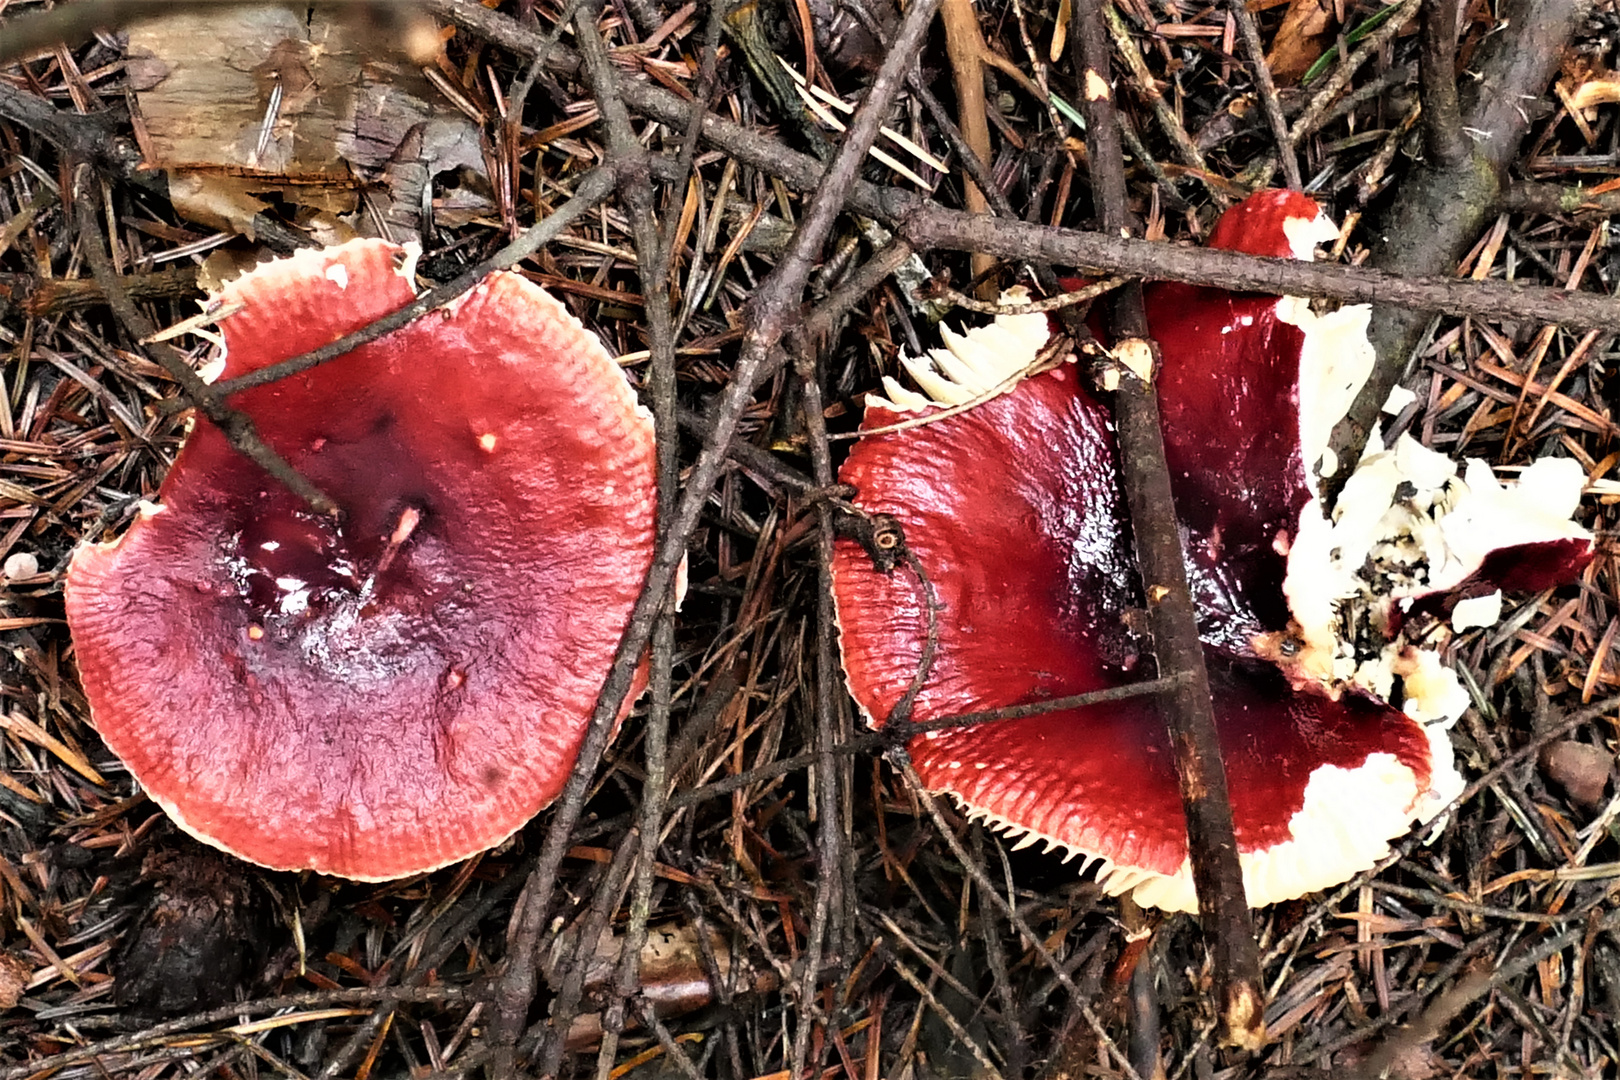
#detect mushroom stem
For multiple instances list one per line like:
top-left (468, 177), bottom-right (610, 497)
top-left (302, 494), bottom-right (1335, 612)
top-left (361, 506), bottom-right (421, 596)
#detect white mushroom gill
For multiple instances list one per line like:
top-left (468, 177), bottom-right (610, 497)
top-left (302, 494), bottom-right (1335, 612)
top-left (1284, 432), bottom-right (1591, 723)
top-left (868, 287), bottom-right (1053, 413)
top-left (954, 718), bottom-right (1463, 914)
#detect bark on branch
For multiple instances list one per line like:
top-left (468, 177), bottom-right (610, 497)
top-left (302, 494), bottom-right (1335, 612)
top-left (426, 0), bottom-right (1620, 333)
top-left (1325, 0), bottom-right (1592, 499)
top-left (1072, 0), bottom-right (1264, 1050)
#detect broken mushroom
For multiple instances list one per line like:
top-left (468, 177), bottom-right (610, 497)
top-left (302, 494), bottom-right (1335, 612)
top-left (831, 191), bottom-right (1591, 911)
top-left (66, 239), bottom-right (658, 881)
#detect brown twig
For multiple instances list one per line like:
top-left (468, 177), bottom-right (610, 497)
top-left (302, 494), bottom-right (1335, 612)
top-left (70, 168), bottom-right (339, 517)
top-left (1121, 898), bottom-right (1163, 1080)
top-left (1071, 0), bottom-right (1264, 1050)
top-left (483, 0), bottom-right (945, 1074)
top-left (21, 265), bottom-right (201, 316)
top-left (0, 80), bottom-right (152, 190)
top-left (657, 677), bottom-right (1206, 814)
top-left (487, 9), bottom-right (682, 1074)
top-left (530, 823), bottom-right (641, 1077)
top-left (796, 351), bottom-right (856, 1076)
top-left (1116, 110), bottom-right (1194, 212)
top-left (568, 7), bottom-right (686, 1080)
top-left (1502, 178), bottom-right (1620, 216)
top-left (910, 71), bottom-right (1017, 220)
top-left (635, 999), bottom-right (710, 1080)
top-left (774, 8), bottom-right (947, 1073)
top-left (430, 0), bottom-right (1620, 331)
top-left (1228, 0), bottom-right (1301, 190)
top-left (894, 211), bottom-right (1620, 328)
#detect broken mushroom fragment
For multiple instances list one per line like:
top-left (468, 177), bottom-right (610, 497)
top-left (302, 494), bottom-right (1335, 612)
top-left (66, 239), bottom-right (657, 880)
top-left (1285, 437), bottom-right (1594, 703)
top-left (833, 191), bottom-right (1589, 911)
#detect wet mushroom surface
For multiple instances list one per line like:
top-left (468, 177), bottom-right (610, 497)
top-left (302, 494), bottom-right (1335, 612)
top-left (831, 191), bottom-right (1591, 912)
top-left (66, 239), bottom-right (659, 881)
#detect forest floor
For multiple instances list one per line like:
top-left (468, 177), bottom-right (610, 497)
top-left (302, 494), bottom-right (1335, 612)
top-left (2, 0), bottom-right (1620, 1078)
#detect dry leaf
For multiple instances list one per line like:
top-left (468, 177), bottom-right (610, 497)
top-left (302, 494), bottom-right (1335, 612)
top-left (0, 951), bottom-right (29, 1011)
top-left (1265, 0), bottom-right (1335, 85)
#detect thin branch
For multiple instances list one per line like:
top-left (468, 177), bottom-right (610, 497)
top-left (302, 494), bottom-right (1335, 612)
top-left (482, 0), bottom-right (945, 1071)
top-left (1071, 0), bottom-right (1264, 1050)
top-left (70, 168), bottom-right (339, 517)
top-left (430, 0), bottom-right (1620, 331)
top-left (0, 81), bottom-right (149, 189)
top-left (909, 72), bottom-right (1016, 219)
top-left (940, 0), bottom-right (997, 285)
top-left (657, 674), bottom-right (1201, 813)
top-left (1228, 0), bottom-right (1301, 189)
top-left (566, 8), bottom-right (684, 1080)
top-left (894, 211), bottom-right (1620, 329)
top-left (490, 6), bottom-right (678, 1072)
top-left (796, 352), bottom-right (854, 1077)
top-left (770, 7), bottom-right (950, 1072)
top-left (1503, 179), bottom-right (1620, 216)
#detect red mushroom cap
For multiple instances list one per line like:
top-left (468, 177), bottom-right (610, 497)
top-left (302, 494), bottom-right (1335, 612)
top-left (830, 191), bottom-right (1564, 909)
top-left (832, 364), bottom-right (1451, 911)
top-left (1204, 188), bottom-right (1331, 259)
top-left (66, 240), bottom-right (658, 880)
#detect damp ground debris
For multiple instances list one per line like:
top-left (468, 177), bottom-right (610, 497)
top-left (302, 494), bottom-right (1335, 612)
top-left (2, 0), bottom-right (1620, 1078)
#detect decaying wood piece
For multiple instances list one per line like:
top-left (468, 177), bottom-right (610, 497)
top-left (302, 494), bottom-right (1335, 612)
top-left (124, 6), bottom-right (481, 240)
